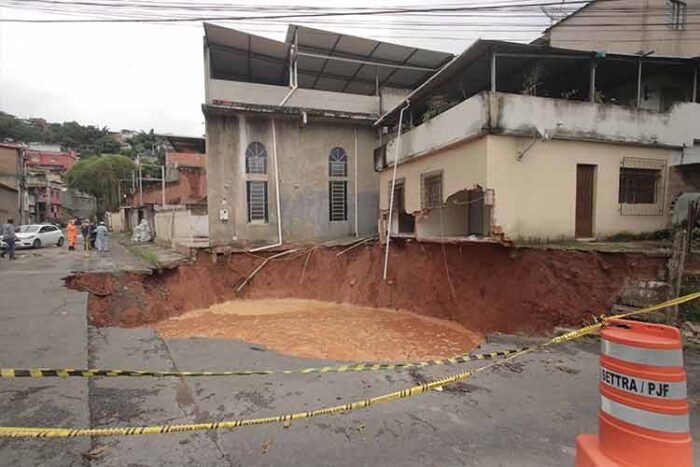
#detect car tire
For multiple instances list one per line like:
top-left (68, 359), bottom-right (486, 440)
top-left (57, 237), bottom-right (65, 247)
top-left (33, 239), bottom-right (41, 249)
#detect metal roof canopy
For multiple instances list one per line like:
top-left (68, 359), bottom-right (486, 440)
top-left (376, 39), bottom-right (699, 125)
top-left (204, 23), bottom-right (453, 96)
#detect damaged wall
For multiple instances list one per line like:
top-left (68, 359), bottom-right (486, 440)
top-left (379, 136), bottom-right (488, 213)
top-left (206, 113), bottom-right (379, 247)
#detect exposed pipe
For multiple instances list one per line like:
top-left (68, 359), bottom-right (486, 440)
top-left (382, 101), bottom-right (409, 281)
top-left (250, 118), bottom-right (283, 253)
top-left (353, 126), bottom-right (359, 237)
top-left (279, 85), bottom-right (298, 107)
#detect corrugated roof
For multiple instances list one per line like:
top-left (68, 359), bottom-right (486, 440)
top-left (204, 23), bottom-right (453, 96)
top-left (376, 39), bottom-right (697, 125)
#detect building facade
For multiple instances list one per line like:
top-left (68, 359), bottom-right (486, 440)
top-left (538, 0), bottom-right (700, 58)
top-left (202, 24), bottom-right (451, 248)
top-left (0, 144), bottom-right (26, 224)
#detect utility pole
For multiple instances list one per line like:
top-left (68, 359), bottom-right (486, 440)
top-left (161, 165), bottom-right (166, 208)
top-left (137, 153), bottom-right (143, 207)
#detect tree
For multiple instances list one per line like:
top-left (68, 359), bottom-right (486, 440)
top-left (123, 129), bottom-right (166, 164)
top-left (0, 111), bottom-right (122, 156)
top-left (66, 155), bottom-right (135, 213)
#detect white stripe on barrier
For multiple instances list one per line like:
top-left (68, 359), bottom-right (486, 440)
top-left (600, 367), bottom-right (687, 400)
top-left (602, 341), bottom-right (683, 367)
top-left (601, 395), bottom-right (689, 433)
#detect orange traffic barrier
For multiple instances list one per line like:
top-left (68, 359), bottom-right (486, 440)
top-left (576, 318), bottom-right (692, 467)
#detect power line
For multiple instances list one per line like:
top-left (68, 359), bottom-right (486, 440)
top-left (0, 0), bottom-right (618, 23)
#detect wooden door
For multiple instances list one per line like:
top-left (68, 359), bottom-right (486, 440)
top-left (575, 164), bottom-right (595, 238)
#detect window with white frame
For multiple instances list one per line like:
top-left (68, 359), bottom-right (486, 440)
top-left (247, 181), bottom-right (268, 223)
top-left (421, 171), bottom-right (443, 209)
top-left (245, 142), bottom-right (267, 174)
top-left (329, 147), bottom-right (348, 177)
top-left (328, 147), bottom-right (348, 221)
top-left (667, 0), bottom-right (687, 29)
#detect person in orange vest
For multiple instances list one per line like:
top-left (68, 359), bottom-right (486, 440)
top-left (66, 218), bottom-right (78, 251)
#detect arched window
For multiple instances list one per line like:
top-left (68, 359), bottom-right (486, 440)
top-left (328, 147), bottom-right (348, 221)
top-left (246, 142), bottom-right (267, 174)
top-left (328, 147), bottom-right (347, 177)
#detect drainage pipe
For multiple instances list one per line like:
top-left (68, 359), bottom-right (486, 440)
top-left (382, 101), bottom-right (409, 281)
top-left (250, 118), bottom-right (283, 253)
top-left (279, 85), bottom-right (298, 107)
top-left (353, 126), bottom-right (359, 237)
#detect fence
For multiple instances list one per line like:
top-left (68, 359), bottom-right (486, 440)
top-left (154, 208), bottom-right (209, 249)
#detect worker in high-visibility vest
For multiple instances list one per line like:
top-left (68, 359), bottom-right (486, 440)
top-left (66, 219), bottom-right (78, 251)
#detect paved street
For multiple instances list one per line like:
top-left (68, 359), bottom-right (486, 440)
top-left (0, 246), bottom-right (698, 466)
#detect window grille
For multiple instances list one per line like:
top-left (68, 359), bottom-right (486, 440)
top-left (245, 142), bottom-right (267, 174)
top-left (247, 181), bottom-right (268, 222)
top-left (421, 171), bottom-right (443, 209)
top-left (388, 179), bottom-right (405, 212)
top-left (329, 147), bottom-right (348, 177)
top-left (667, 0), bottom-right (687, 29)
top-left (619, 157), bottom-right (666, 216)
top-left (329, 181), bottom-right (348, 221)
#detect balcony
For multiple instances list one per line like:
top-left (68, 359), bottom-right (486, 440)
top-left (207, 79), bottom-right (381, 118)
top-left (383, 91), bottom-right (700, 166)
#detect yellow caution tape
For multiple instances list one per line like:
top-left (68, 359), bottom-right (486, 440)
top-left (0, 348), bottom-right (528, 379)
top-left (0, 292), bottom-right (697, 438)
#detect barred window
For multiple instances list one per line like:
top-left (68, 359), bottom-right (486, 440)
top-left (667, 0), bottom-right (687, 29)
top-left (329, 181), bottom-right (348, 221)
top-left (247, 181), bottom-right (268, 223)
top-left (619, 168), bottom-right (659, 204)
top-left (245, 142), bottom-right (267, 174)
top-left (421, 171), bottom-right (443, 209)
top-left (329, 147), bottom-right (348, 177)
top-left (619, 157), bottom-right (666, 216)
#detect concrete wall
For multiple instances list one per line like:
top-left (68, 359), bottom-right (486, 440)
top-left (486, 135), bottom-right (676, 240)
top-left (379, 136), bottom-right (488, 213)
top-left (208, 79), bottom-right (380, 116)
top-left (0, 185), bottom-right (18, 224)
top-left (0, 146), bottom-right (19, 191)
top-left (491, 93), bottom-right (699, 148)
top-left (383, 92), bottom-right (700, 166)
top-left (207, 113), bottom-right (379, 247)
top-left (385, 92), bottom-right (489, 164)
top-left (547, 0), bottom-right (700, 58)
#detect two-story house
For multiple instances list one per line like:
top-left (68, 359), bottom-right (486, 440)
top-left (202, 23), bottom-right (451, 249)
top-left (375, 40), bottom-right (699, 242)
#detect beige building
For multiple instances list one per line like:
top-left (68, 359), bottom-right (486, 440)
top-left (376, 40), bottom-right (700, 242)
top-left (0, 144), bottom-right (26, 224)
top-left (202, 24), bottom-right (451, 249)
top-left (538, 0), bottom-right (700, 58)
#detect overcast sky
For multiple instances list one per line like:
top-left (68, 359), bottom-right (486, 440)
top-left (0, 1), bottom-right (553, 136)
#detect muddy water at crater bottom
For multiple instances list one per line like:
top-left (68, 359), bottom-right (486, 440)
top-left (153, 298), bottom-right (483, 362)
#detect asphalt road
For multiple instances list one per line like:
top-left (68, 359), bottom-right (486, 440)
top-left (0, 246), bottom-right (697, 466)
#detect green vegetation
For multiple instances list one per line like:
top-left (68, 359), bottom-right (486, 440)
top-left (679, 286), bottom-right (700, 323)
top-left (0, 111), bottom-right (120, 156)
top-left (65, 155), bottom-right (135, 212)
top-left (419, 95), bottom-right (461, 124)
top-left (123, 241), bottom-right (160, 267)
top-left (603, 230), bottom-right (670, 242)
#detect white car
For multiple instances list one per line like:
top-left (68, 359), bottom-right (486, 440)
top-left (14, 224), bottom-right (65, 249)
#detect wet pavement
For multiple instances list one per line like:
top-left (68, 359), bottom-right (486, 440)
top-left (0, 246), bottom-right (698, 466)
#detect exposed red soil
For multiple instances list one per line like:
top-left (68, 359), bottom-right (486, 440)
top-left (154, 299), bottom-right (482, 362)
top-left (66, 241), bottom-right (666, 336)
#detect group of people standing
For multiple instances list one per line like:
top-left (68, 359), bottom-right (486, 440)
top-left (66, 219), bottom-right (109, 252)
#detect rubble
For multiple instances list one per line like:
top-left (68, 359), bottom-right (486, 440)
top-left (131, 219), bottom-right (152, 243)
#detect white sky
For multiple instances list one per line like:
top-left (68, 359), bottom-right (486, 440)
top-left (0, 1), bottom-right (552, 137)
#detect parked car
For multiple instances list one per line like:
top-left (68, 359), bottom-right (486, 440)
top-left (14, 224), bottom-right (65, 249)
